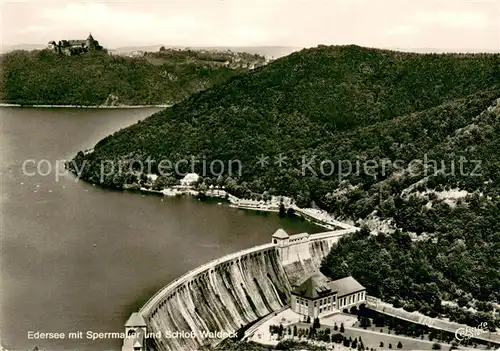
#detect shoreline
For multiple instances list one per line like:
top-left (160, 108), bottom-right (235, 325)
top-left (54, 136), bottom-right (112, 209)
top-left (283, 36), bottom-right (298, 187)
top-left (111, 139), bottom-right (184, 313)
top-left (133, 184), bottom-right (347, 230)
top-left (0, 103), bottom-right (171, 109)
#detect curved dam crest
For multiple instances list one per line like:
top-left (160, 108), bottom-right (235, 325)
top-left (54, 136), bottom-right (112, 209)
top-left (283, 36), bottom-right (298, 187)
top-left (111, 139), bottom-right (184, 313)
top-left (129, 227), bottom-right (357, 351)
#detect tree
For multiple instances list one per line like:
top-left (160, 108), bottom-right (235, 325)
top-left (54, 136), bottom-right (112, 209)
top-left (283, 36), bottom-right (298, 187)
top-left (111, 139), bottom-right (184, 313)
top-left (313, 317), bottom-right (321, 329)
top-left (344, 337), bottom-right (351, 347)
top-left (393, 299), bottom-right (403, 308)
top-left (279, 203), bottom-right (286, 217)
top-left (432, 343), bottom-right (441, 350)
top-left (293, 325), bottom-right (298, 336)
top-left (380, 342), bottom-right (384, 347)
top-left (374, 314), bottom-right (386, 327)
top-left (389, 343), bottom-right (392, 349)
top-left (159, 46), bottom-right (166, 51)
top-left (360, 317), bottom-right (372, 328)
top-left (306, 316), bottom-right (311, 324)
top-left (397, 341), bottom-right (403, 348)
top-left (237, 324), bottom-right (244, 339)
top-left (322, 332), bottom-right (330, 342)
top-left (309, 327), bottom-right (315, 339)
top-left (332, 333), bottom-right (343, 343)
top-left (340, 323), bottom-right (345, 333)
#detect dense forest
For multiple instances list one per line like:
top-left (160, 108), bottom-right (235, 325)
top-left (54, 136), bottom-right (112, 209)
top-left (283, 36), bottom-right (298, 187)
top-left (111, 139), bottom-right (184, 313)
top-left (321, 227), bottom-right (500, 329)
top-left (0, 49), bottom-right (263, 106)
top-left (69, 45), bottom-right (500, 326)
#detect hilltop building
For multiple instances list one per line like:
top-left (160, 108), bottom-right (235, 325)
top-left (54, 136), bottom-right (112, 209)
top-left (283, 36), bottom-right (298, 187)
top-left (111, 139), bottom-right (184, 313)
top-left (48, 33), bottom-right (103, 56)
top-left (290, 271), bottom-right (366, 318)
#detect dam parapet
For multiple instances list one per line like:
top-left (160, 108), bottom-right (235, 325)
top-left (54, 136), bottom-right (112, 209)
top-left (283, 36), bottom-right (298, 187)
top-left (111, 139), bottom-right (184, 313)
top-left (123, 227), bottom-right (357, 351)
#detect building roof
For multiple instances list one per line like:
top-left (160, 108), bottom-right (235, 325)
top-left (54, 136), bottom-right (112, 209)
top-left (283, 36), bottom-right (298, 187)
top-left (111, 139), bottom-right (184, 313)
top-left (291, 272), bottom-right (365, 300)
top-left (328, 276), bottom-right (365, 297)
top-left (272, 228), bottom-right (289, 239)
top-left (291, 271), bottom-right (334, 299)
top-left (181, 173), bottom-right (199, 184)
top-left (87, 33), bottom-right (94, 40)
top-left (125, 312), bottom-right (146, 327)
top-left (68, 40), bottom-right (86, 44)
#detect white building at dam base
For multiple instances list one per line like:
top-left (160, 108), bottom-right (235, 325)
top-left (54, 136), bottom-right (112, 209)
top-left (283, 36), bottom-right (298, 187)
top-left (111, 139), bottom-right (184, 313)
top-left (290, 272), bottom-right (366, 319)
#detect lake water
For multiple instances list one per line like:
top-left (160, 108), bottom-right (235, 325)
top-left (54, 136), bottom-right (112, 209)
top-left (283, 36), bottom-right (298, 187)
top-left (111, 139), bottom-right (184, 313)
top-left (0, 107), bottom-right (321, 351)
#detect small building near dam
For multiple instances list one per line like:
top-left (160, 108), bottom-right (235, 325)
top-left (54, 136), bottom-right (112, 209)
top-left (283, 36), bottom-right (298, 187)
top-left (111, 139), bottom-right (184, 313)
top-left (290, 272), bottom-right (366, 318)
top-left (122, 312), bottom-right (147, 351)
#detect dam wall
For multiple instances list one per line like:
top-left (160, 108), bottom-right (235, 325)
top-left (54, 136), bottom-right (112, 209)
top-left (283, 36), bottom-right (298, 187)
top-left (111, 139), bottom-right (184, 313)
top-left (127, 227), bottom-right (357, 351)
top-left (140, 243), bottom-right (291, 351)
top-left (280, 228), bottom-right (357, 286)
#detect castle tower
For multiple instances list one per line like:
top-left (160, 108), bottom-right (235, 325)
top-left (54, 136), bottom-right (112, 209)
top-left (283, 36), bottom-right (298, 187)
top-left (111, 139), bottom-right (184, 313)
top-left (86, 32), bottom-right (96, 51)
top-left (122, 312), bottom-right (147, 351)
top-left (272, 228), bottom-right (290, 263)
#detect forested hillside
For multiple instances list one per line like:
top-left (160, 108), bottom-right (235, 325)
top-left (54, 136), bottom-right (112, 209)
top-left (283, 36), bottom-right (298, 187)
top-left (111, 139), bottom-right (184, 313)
top-left (69, 45), bottom-right (500, 327)
top-left (0, 49), bottom-right (263, 106)
top-left (71, 45), bottom-right (500, 195)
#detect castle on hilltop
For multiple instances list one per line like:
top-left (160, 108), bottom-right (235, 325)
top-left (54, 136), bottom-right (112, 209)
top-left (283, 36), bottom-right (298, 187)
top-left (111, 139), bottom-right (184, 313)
top-left (48, 33), bottom-right (103, 56)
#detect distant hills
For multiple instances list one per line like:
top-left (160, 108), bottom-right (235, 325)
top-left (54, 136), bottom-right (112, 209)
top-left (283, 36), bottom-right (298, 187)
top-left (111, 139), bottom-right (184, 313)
top-left (1, 43), bottom-right (47, 52)
top-left (110, 45), bottom-right (302, 59)
top-left (70, 44), bottom-right (500, 330)
top-left (3, 43), bottom-right (498, 57)
top-left (0, 48), bottom-right (266, 106)
top-left (1, 43), bottom-right (302, 59)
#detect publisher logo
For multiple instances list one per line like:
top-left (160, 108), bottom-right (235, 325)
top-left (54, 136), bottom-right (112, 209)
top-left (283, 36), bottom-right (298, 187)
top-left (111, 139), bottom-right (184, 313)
top-left (454, 322), bottom-right (488, 341)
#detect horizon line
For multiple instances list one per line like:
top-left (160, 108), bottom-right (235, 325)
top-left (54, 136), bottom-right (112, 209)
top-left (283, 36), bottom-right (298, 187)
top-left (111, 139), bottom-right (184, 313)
top-left (1, 43), bottom-right (499, 54)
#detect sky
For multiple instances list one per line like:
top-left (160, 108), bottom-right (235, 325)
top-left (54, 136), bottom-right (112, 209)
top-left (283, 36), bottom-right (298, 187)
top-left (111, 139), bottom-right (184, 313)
top-left (1, 0), bottom-right (499, 51)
